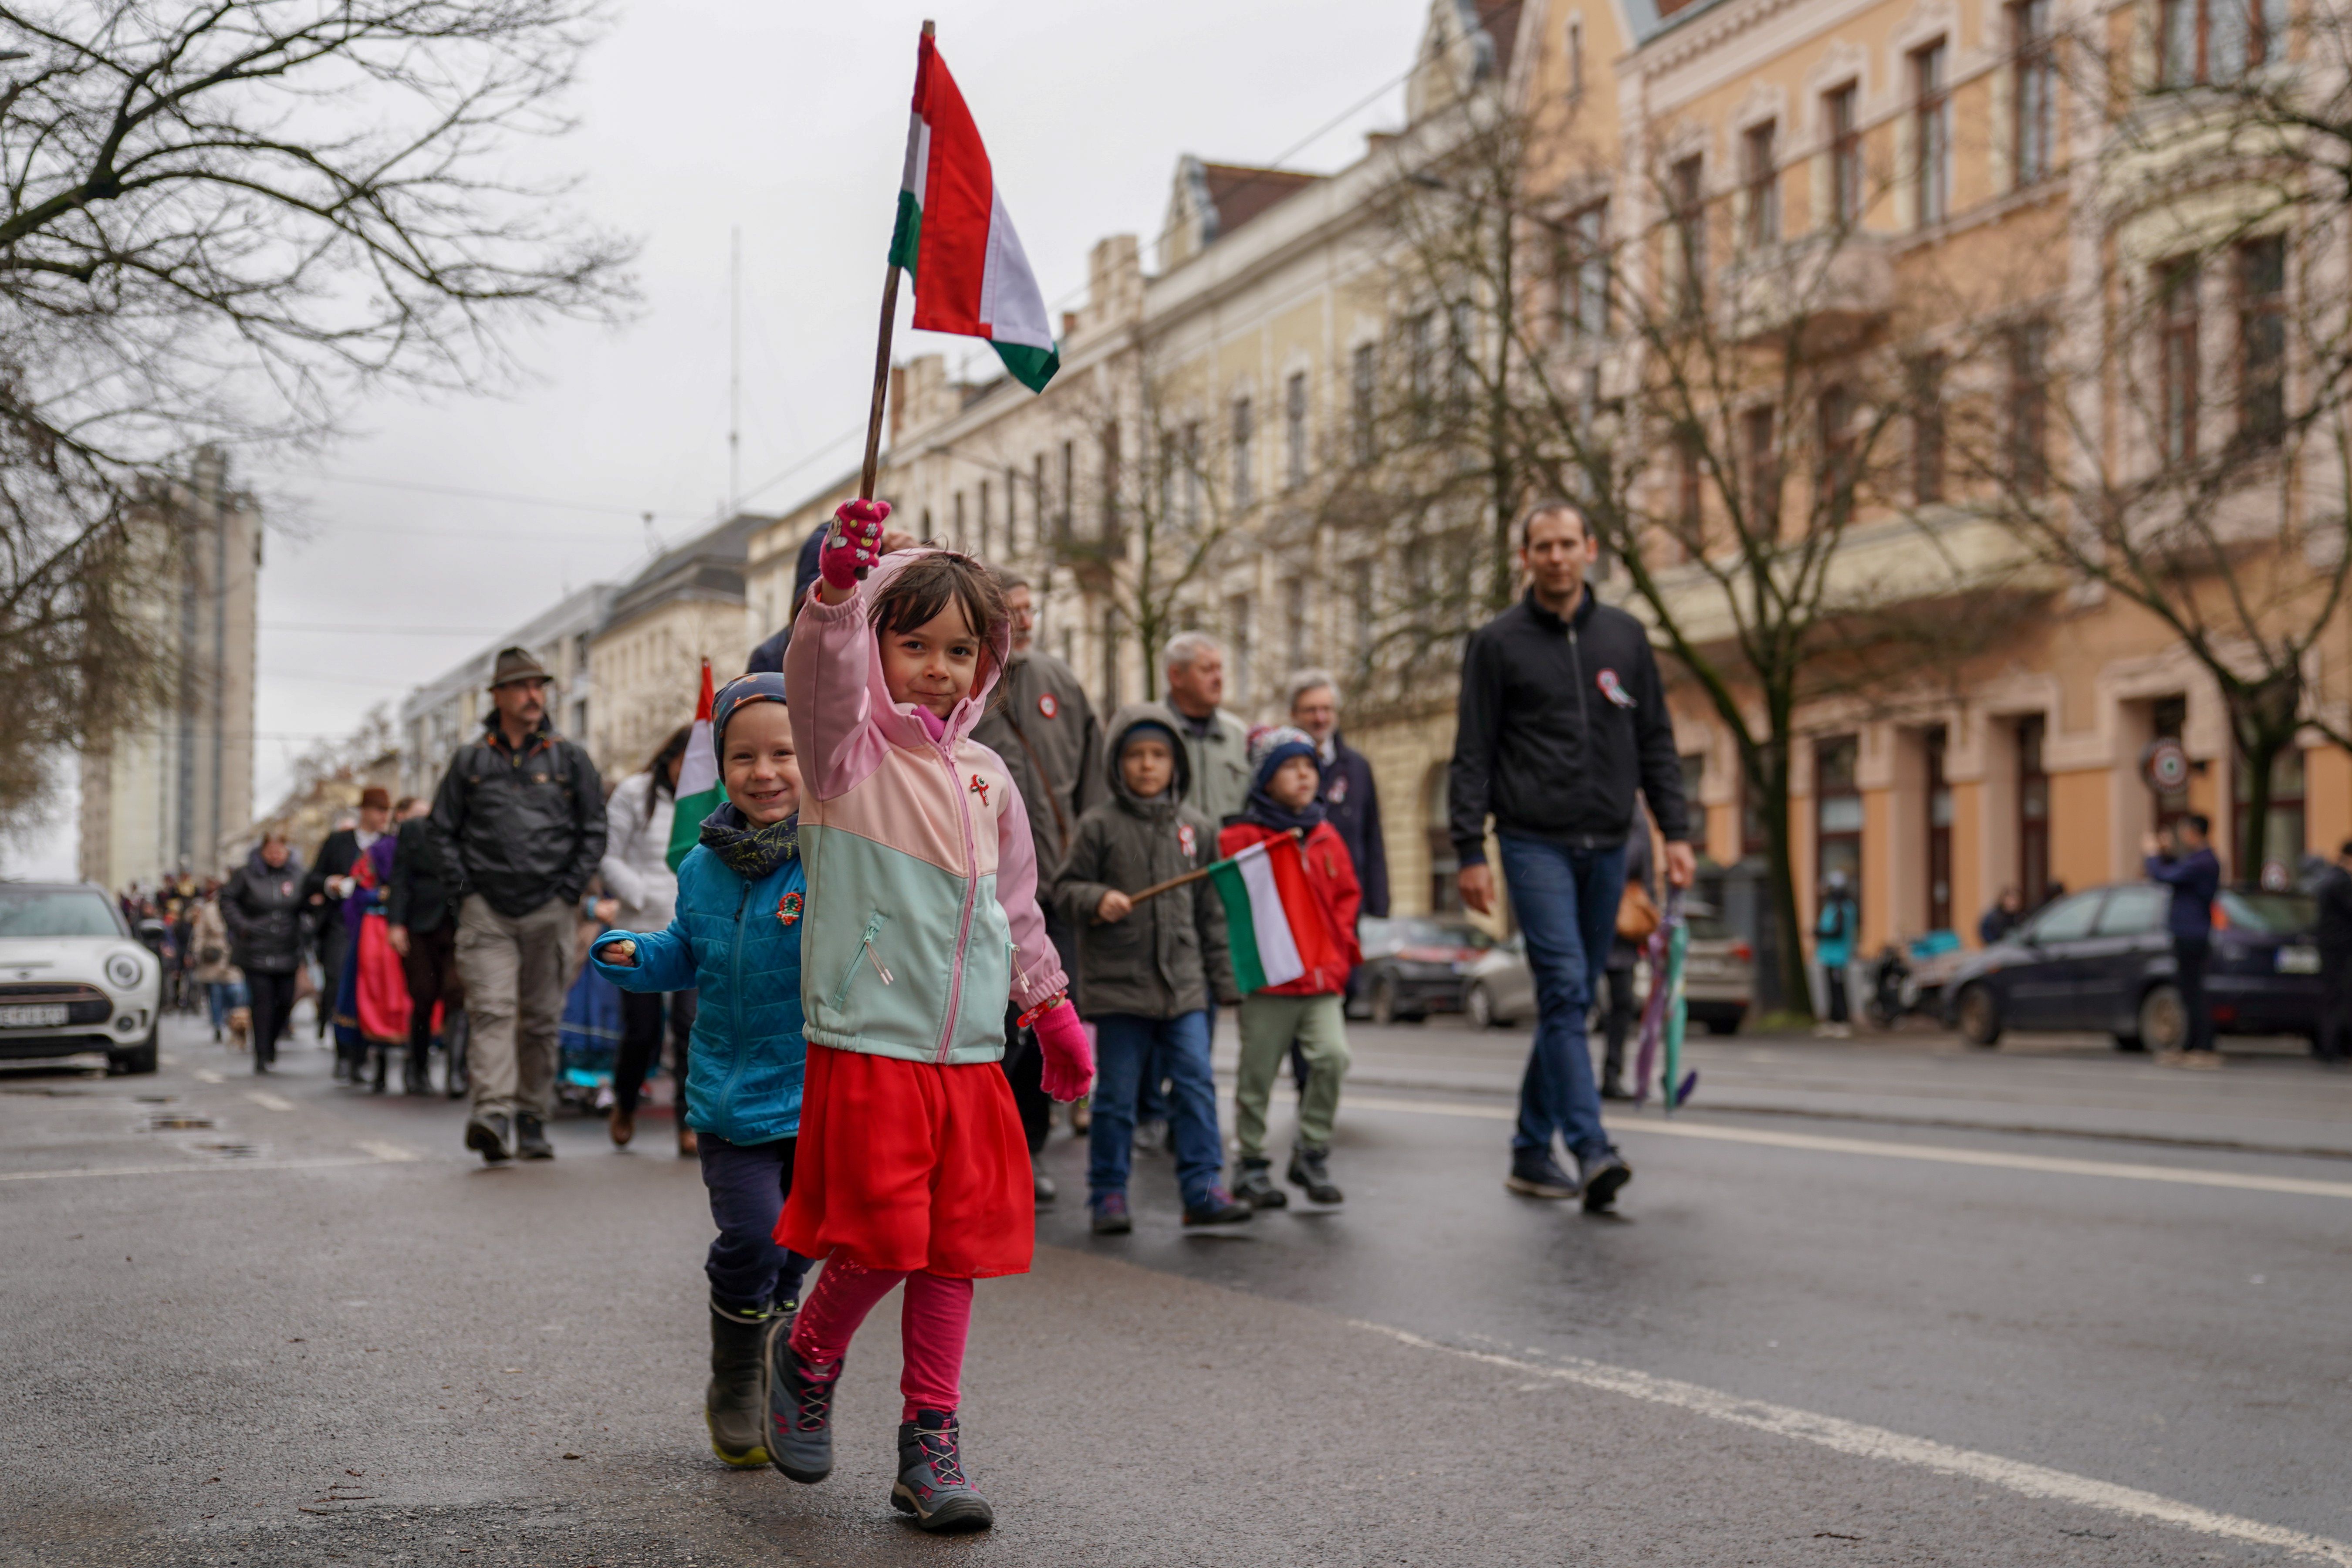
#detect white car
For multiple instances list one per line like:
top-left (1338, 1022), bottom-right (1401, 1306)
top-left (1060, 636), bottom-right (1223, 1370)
top-left (0, 882), bottom-right (163, 1074)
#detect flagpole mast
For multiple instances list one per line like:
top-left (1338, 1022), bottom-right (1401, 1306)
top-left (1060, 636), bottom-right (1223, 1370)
top-left (856, 18), bottom-right (933, 508)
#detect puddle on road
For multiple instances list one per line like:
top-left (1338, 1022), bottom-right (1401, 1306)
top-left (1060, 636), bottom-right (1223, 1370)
top-left (190, 1141), bottom-right (260, 1159)
top-left (145, 1113), bottom-right (216, 1132)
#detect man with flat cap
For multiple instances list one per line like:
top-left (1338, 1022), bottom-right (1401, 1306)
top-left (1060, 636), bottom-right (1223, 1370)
top-left (424, 646), bottom-right (607, 1163)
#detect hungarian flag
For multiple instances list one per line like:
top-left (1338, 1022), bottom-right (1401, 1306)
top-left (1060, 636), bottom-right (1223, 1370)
top-left (1207, 836), bottom-right (1345, 994)
top-left (666, 661), bottom-right (719, 873)
top-left (889, 30), bottom-right (1059, 392)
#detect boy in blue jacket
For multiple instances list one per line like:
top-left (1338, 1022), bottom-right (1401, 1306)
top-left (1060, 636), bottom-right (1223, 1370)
top-left (592, 672), bottom-right (814, 1468)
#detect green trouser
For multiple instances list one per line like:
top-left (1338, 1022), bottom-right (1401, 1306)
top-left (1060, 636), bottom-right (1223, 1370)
top-left (1232, 992), bottom-right (1351, 1160)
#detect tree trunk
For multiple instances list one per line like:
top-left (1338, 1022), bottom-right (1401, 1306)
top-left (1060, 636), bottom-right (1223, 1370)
top-left (1757, 741), bottom-right (1812, 1023)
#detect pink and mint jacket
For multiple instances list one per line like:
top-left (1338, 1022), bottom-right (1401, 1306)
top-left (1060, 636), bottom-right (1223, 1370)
top-left (784, 550), bottom-right (1067, 1065)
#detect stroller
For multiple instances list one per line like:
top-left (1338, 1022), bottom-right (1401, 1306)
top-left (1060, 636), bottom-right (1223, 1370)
top-left (556, 957), bottom-right (627, 1113)
top-left (1866, 929), bottom-right (1966, 1028)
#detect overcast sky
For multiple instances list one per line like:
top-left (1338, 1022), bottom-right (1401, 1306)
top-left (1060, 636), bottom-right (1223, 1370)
top-left (5, 0), bottom-right (1436, 880)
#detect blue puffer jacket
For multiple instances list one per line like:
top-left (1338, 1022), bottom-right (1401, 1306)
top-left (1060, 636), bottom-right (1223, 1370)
top-left (591, 839), bottom-right (807, 1146)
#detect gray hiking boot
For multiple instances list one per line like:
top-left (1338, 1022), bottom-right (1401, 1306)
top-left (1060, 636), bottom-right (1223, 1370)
top-left (705, 1301), bottom-right (770, 1468)
top-left (1233, 1156), bottom-right (1288, 1210)
top-left (766, 1338), bottom-right (840, 1484)
top-left (891, 1409), bottom-right (994, 1532)
top-left (1287, 1143), bottom-right (1343, 1205)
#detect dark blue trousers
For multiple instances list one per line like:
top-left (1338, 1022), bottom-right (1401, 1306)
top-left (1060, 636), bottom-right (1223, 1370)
top-left (697, 1134), bottom-right (814, 1315)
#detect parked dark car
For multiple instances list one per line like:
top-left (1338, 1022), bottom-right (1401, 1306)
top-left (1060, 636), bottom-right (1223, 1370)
top-left (1943, 882), bottom-right (2321, 1051)
top-left (1346, 916), bottom-right (1497, 1024)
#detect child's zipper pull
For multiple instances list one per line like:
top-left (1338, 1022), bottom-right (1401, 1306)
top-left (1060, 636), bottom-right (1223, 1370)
top-left (865, 940), bottom-right (894, 986)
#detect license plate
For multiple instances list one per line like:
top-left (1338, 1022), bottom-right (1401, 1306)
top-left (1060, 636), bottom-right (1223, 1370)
top-left (2277, 946), bottom-right (2321, 975)
top-left (0, 1004), bottom-right (68, 1028)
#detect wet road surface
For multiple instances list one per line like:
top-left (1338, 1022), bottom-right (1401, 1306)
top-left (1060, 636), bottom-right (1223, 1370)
top-left (3, 1013), bottom-right (2346, 1566)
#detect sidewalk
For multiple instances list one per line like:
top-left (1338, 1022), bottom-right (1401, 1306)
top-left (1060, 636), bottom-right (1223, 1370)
top-left (1210, 1016), bottom-right (2352, 1160)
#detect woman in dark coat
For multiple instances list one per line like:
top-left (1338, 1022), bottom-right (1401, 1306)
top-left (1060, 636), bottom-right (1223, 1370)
top-left (221, 833), bottom-right (307, 1073)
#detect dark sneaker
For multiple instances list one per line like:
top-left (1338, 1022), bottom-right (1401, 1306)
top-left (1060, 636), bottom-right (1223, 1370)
top-left (891, 1410), bottom-right (994, 1532)
top-left (1287, 1144), bottom-right (1343, 1205)
top-left (1182, 1186), bottom-right (1253, 1227)
top-left (766, 1343), bottom-right (840, 1484)
top-left (1505, 1150), bottom-right (1578, 1199)
top-left (464, 1112), bottom-right (514, 1164)
top-left (1032, 1169), bottom-right (1057, 1204)
top-left (1599, 1078), bottom-right (1633, 1101)
top-left (1578, 1147), bottom-right (1632, 1213)
top-left (1233, 1157), bottom-right (1288, 1210)
top-left (1089, 1192), bottom-right (1132, 1235)
top-left (705, 1302), bottom-right (770, 1469)
top-left (514, 1113), bottom-right (554, 1161)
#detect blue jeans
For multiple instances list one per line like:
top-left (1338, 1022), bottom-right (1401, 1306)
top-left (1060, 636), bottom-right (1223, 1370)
top-left (205, 980), bottom-right (246, 1030)
top-left (1497, 834), bottom-right (1627, 1162)
top-left (697, 1134), bottom-right (814, 1315)
top-left (1090, 1011), bottom-right (1221, 1209)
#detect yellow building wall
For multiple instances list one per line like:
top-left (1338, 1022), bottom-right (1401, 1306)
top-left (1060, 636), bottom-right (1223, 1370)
top-left (2049, 769), bottom-right (2110, 895)
top-left (1950, 778), bottom-right (1986, 943)
top-left (2310, 745), bottom-right (2352, 860)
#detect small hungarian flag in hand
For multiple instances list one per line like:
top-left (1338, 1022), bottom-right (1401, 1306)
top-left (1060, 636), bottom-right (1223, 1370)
top-left (666, 661), bottom-right (720, 873)
top-left (890, 29), bottom-right (1059, 392)
top-left (1208, 837), bottom-right (1346, 994)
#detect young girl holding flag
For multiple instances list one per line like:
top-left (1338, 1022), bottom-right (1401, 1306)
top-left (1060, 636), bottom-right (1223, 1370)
top-left (768, 502), bottom-right (1091, 1532)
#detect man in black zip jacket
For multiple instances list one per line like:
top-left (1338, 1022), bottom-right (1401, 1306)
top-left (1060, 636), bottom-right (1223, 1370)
top-left (426, 646), bottom-right (607, 1163)
top-left (1449, 502), bottom-right (1694, 1212)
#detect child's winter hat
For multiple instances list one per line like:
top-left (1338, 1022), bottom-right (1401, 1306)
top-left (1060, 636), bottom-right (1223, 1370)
top-left (1248, 724), bottom-right (1318, 794)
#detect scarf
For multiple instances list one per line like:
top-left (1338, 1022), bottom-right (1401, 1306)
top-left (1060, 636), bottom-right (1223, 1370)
top-left (699, 801), bottom-right (800, 881)
top-left (1240, 726), bottom-right (1325, 833)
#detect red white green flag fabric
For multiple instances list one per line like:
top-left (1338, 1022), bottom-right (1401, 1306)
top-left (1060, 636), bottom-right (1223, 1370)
top-left (889, 31), bottom-right (1060, 392)
top-left (1207, 836), bottom-right (1345, 994)
top-left (666, 661), bottom-right (718, 873)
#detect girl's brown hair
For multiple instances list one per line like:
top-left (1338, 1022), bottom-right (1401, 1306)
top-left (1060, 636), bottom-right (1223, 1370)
top-left (867, 551), bottom-right (1008, 649)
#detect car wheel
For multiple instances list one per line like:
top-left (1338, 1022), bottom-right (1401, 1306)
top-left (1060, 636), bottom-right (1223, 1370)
top-left (1705, 1015), bottom-right (1741, 1036)
top-left (2137, 984), bottom-right (2188, 1054)
top-left (1370, 976), bottom-right (1398, 1027)
top-left (1954, 984), bottom-right (2002, 1048)
top-left (1464, 982), bottom-right (1495, 1031)
top-left (109, 1029), bottom-right (159, 1076)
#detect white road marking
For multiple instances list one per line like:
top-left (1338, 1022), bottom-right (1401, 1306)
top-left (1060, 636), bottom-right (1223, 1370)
top-left (245, 1091), bottom-right (295, 1112)
top-left (158, 1053), bottom-right (177, 1066)
top-left (193, 1069), bottom-right (224, 1084)
top-left (1357, 1321), bottom-right (2352, 1564)
top-left (355, 1141), bottom-right (418, 1162)
top-left (0, 1150), bottom-right (417, 1183)
top-left (1343, 1095), bottom-right (2352, 1201)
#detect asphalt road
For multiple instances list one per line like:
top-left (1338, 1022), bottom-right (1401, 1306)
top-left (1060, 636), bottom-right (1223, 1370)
top-left (3, 1011), bottom-right (2347, 1567)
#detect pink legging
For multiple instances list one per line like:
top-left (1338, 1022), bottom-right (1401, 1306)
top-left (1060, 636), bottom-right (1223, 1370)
top-left (788, 1258), bottom-right (973, 1420)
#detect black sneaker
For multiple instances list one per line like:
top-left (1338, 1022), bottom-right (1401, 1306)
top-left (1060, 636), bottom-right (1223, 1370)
top-left (464, 1112), bottom-right (513, 1164)
top-left (514, 1113), bottom-right (554, 1160)
top-left (1232, 1157), bottom-right (1288, 1210)
top-left (1599, 1079), bottom-right (1633, 1102)
top-left (1089, 1192), bottom-right (1132, 1235)
top-left (1578, 1147), bottom-right (1632, 1213)
top-left (1182, 1186), bottom-right (1254, 1227)
top-left (1504, 1149), bottom-right (1578, 1199)
top-left (1287, 1144), bottom-right (1343, 1205)
top-left (891, 1409), bottom-right (993, 1532)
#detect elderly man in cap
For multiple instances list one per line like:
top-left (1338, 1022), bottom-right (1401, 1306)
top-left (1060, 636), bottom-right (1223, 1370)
top-left (424, 646), bottom-right (607, 1162)
top-left (304, 786), bottom-right (395, 1077)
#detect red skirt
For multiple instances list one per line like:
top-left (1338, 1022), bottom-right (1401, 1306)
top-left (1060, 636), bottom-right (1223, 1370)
top-left (775, 1042), bottom-right (1034, 1279)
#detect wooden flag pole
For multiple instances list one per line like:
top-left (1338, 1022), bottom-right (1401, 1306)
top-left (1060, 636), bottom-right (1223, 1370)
top-left (1125, 827), bottom-right (1304, 907)
top-left (840, 19), bottom-right (934, 574)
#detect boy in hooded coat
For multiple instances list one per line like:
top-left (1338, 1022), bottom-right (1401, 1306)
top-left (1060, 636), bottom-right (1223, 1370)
top-left (1050, 702), bottom-right (1246, 1232)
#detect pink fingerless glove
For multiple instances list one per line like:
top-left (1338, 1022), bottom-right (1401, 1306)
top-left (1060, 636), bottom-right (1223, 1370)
top-left (819, 498), bottom-right (890, 591)
top-left (1031, 1002), bottom-right (1094, 1103)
